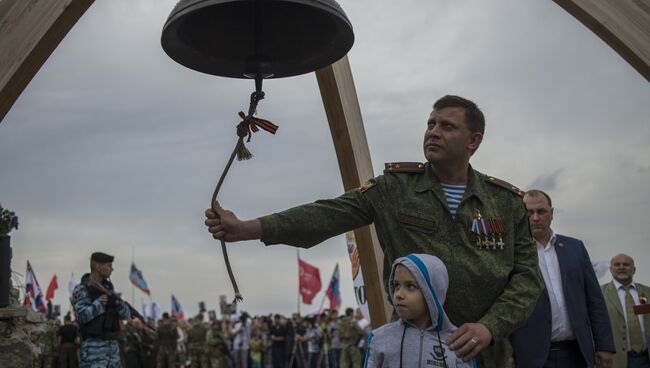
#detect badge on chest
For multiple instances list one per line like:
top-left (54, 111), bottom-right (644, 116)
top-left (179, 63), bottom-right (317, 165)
top-left (470, 209), bottom-right (504, 250)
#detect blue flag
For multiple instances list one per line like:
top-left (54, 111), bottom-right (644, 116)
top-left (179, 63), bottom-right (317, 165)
top-left (129, 263), bottom-right (151, 296)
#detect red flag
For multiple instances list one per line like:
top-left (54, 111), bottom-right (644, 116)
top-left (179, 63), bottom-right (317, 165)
top-left (299, 258), bottom-right (321, 305)
top-left (46, 274), bottom-right (58, 301)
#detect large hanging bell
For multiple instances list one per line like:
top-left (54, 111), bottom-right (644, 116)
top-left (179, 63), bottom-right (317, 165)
top-left (161, 0), bottom-right (354, 79)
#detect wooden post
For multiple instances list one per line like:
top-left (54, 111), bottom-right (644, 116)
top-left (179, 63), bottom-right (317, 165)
top-left (315, 56), bottom-right (392, 328)
top-left (0, 0), bottom-right (95, 123)
top-left (553, 0), bottom-right (650, 82)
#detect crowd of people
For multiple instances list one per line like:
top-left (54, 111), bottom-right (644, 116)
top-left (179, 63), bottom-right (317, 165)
top-left (48, 307), bottom-right (371, 368)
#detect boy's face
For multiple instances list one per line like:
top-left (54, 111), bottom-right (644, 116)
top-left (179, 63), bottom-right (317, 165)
top-left (392, 264), bottom-right (431, 328)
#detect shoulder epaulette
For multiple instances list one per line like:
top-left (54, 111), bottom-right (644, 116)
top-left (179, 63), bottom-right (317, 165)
top-left (384, 162), bottom-right (425, 173)
top-left (485, 175), bottom-right (525, 197)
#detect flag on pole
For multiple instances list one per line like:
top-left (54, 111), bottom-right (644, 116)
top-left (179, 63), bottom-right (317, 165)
top-left (299, 258), bottom-right (321, 305)
top-left (23, 261), bottom-right (47, 314)
top-left (151, 301), bottom-right (160, 321)
top-left (68, 272), bottom-right (78, 298)
top-left (129, 263), bottom-right (151, 296)
top-left (45, 274), bottom-right (58, 301)
top-left (325, 263), bottom-right (342, 310)
top-left (171, 294), bottom-right (184, 319)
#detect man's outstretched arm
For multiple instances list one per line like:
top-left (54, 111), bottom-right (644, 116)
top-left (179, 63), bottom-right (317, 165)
top-left (204, 184), bottom-right (376, 248)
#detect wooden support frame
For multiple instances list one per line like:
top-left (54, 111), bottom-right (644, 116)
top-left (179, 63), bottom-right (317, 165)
top-left (553, 0), bottom-right (650, 82)
top-left (316, 56), bottom-right (392, 327)
top-left (0, 0), bottom-right (95, 122)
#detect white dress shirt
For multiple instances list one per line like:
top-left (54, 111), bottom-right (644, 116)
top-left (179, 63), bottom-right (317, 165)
top-left (536, 231), bottom-right (575, 342)
top-left (613, 279), bottom-right (647, 351)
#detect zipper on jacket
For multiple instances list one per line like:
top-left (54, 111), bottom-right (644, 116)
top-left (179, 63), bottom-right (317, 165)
top-left (418, 329), bottom-right (425, 367)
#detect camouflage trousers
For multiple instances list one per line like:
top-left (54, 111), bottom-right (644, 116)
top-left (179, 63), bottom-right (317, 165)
top-left (79, 339), bottom-right (121, 368)
top-left (188, 346), bottom-right (208, 368)
top-left (156, 346), bottom-right (177, 368)
top-left (207, 354), bottom-right (229, 368)
top-left (339, 345), bottom-right (361, 368)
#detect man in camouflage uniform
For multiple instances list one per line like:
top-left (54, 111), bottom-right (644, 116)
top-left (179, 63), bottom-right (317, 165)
top-left (156, 313), bottom-right (179, 368)
top-left (187, 314), bottom-right (208, 368)
top-left (71, 252), bottom-right (131, 368)
top-left (140, 319), bottom-right (157, 368)
top-left (205, 95), bottom-right (543, 367)
top-left (121, 319), bottom-right (143, 368)
top-left (205, 321), bottom-right (230, 368)
top-left (338, 308), bottom-right (363, 368)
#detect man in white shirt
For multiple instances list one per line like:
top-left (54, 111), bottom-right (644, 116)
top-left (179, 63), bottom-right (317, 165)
top-left (510, 189), bottom-right (615, 367)
top-left (602, 254), bottom-right (650, 368)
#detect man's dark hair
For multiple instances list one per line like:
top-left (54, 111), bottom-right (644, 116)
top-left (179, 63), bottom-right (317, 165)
top-left (525, 189), bottom-right (553, 208)
top-left (162, 312), bottom-right (170, 319)
top-left (433, 95), bottom-right (485, 134)
top-left (345, 307), bottom-right (354, 316)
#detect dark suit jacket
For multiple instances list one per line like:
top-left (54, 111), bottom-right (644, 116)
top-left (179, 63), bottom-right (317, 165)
top-left (509, 234), bottom-right (615, 367)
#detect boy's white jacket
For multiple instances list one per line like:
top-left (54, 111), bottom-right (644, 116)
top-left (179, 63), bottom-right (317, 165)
top-left (363, 254), bottom-right (477, 368)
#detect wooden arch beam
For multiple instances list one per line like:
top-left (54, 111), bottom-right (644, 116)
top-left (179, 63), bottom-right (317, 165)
top-left (554, 0), bottom-right (650, 82)
top-left (0, 0), bottom-right (95, 122)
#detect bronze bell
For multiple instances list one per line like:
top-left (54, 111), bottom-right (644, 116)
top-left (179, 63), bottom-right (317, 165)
top-left (161, 0), bottom-right (354, 79)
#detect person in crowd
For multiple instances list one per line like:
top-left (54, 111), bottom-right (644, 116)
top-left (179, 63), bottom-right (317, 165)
top-left (270, 314), bottom-right (288, 368)
top-left (305, 316), bottom-right (323, 368)
top-left (602, 254), bottom-right (650, 368)
top-left (58, 315), bottom-right (79, 368)
top-left (187, 314), bottom-right (208, 368)
top-left (121, 319), bottom-right (143, 368)
top-left (140, 319), bottom-right (157, 368)
top-left (328, 310), bottom-right (341, 368)
top-left (156, 313), bottom-right (179, 368)
top-left (232, 312), bottom-right (252, 368)
top-left (339, 308), bottom-right (363, 368)
top-left (206, 320), bottom-right (231, 368)
top-left (250, 330), bottom-right (264, 368)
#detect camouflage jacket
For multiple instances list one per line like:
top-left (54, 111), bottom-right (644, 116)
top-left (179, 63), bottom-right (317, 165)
top-left (259, 163), bottom-right (543, 367)
top-left (70, 281), bottom-right (130, 331)
top-left (338, 316), bottom-right (363, 347)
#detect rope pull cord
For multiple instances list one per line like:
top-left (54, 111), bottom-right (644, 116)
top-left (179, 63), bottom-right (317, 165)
top-left (211, 85), bottom-right (278, 304)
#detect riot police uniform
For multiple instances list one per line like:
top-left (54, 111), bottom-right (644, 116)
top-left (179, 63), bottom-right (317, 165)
top-left (71, 252), bottom-right (131, 368)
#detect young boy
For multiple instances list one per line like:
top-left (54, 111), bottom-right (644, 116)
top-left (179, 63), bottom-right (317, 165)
top-left (364, 254), bottom-right (476, 368)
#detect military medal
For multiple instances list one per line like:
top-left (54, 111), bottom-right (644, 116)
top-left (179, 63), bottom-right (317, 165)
top-left (493, 218), bottom-right (505, 250)
top-left (487, 218), bottom-right (498, 249)
top-left (472, 211), bottom-right (506, 250)
top-left (471, 210), bottom-right (487, 249)
top-left (481, 218), bottom-right (496, 249)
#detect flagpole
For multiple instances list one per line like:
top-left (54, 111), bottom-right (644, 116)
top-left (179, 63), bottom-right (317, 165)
top-left (318, 263), bottom-right (337, 312)
top-left (131, 246), bottom-right (134, 305)
top-left (297, 248), bottom-right (300, 315)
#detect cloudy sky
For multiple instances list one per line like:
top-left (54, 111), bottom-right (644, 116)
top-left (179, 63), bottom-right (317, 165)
top-left (1, 0), bottom-right (649, 319)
